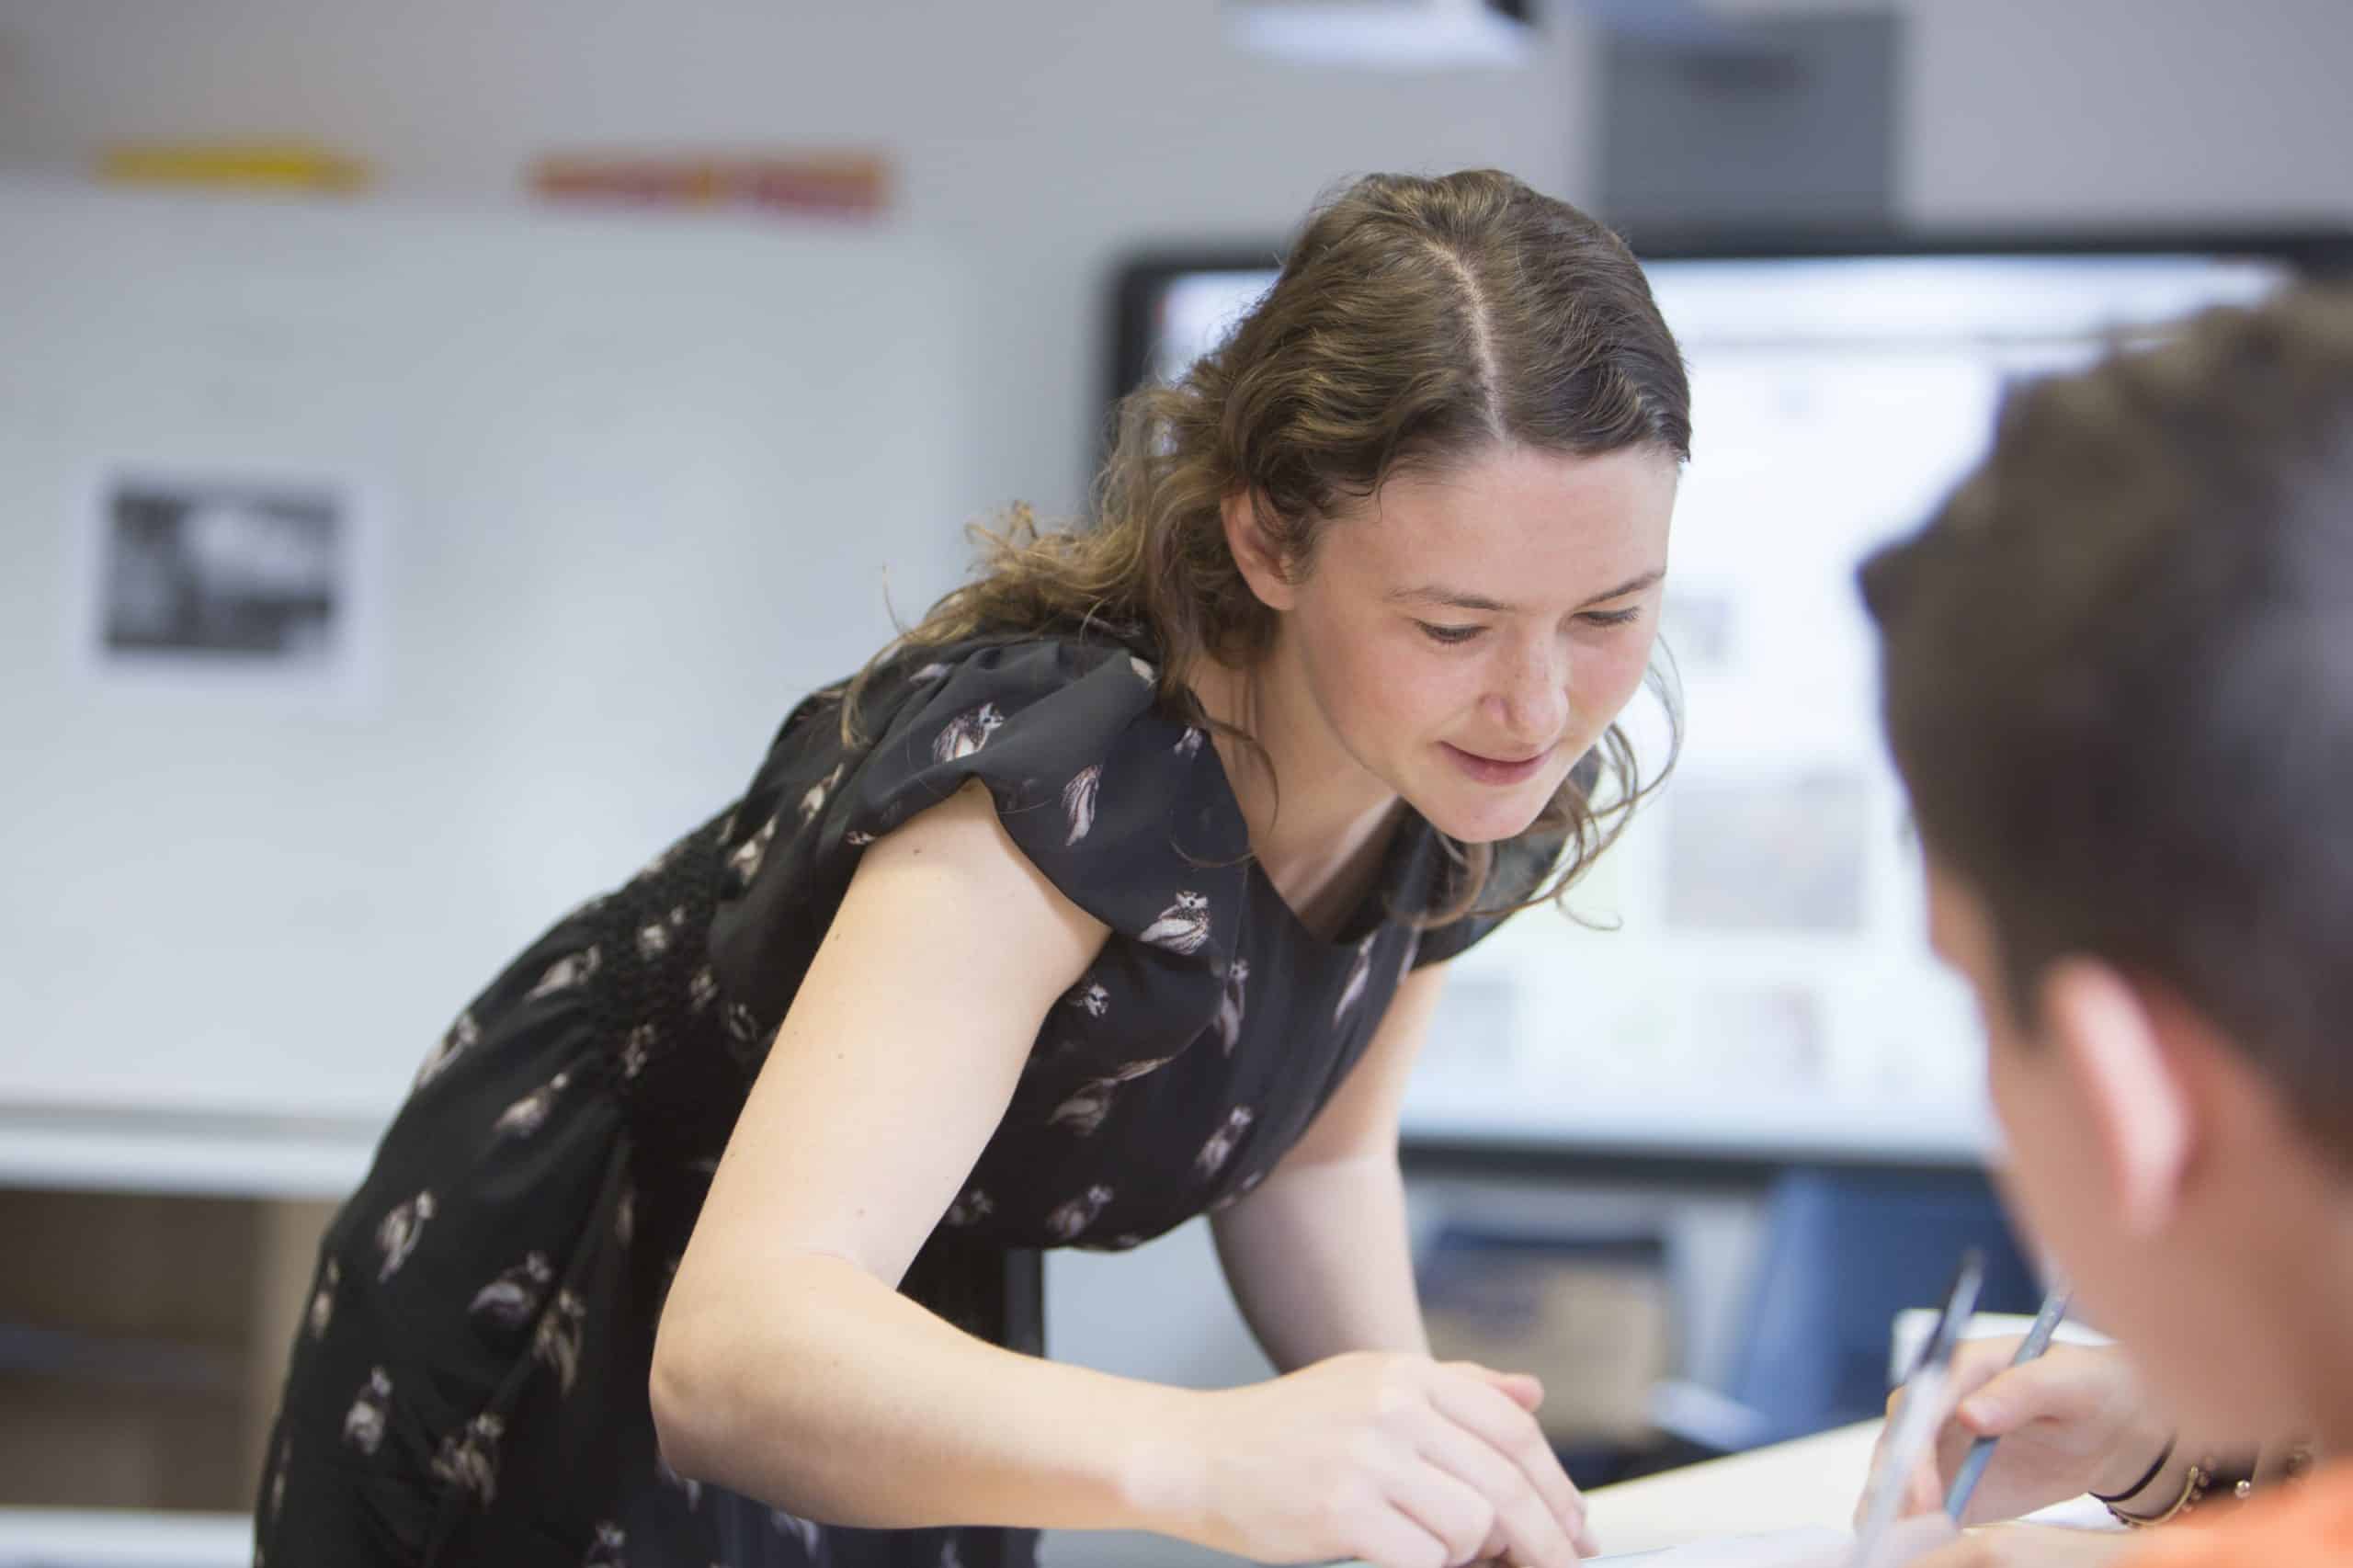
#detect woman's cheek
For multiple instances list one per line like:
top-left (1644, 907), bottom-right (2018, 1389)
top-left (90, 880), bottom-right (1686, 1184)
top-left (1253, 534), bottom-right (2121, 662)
top-left (1577, 634), bottom-right (1654, 722)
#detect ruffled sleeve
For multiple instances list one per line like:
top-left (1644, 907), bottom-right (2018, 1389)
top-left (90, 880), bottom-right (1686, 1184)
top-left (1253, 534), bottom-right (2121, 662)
top-left (707, 637), bottom-right (1249, 1063)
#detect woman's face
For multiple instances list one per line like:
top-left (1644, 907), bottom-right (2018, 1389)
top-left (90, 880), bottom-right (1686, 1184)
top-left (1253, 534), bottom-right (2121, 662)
top-left (1251, 442), bottom-right (1677, 845)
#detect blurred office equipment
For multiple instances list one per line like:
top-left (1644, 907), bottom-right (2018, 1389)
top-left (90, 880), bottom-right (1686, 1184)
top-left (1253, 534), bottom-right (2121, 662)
top-left (1419, 1223), bottom-right (1675, 1469)
top-left (1710, 1166), bottom-right (2040, 1448)
top-left (1223, 0), bottom-right (1539, 69)
top-left (1594, 5), bottom-right (1901, 229)
top-left (1107, 226), bottom-right (2353, 1169)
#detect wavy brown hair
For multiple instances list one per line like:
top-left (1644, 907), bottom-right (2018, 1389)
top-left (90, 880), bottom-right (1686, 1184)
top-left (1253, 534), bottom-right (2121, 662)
top-left (847, 169), bottom-right (1691, 923)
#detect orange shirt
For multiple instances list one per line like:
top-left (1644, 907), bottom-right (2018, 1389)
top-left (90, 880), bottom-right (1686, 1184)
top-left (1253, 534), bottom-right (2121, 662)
top-left (2119, 1461), bottom-right (2353, 1567)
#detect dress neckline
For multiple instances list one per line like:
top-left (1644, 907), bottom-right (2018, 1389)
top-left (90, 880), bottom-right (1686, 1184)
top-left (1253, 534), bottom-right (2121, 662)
top-left (1184, 717), bottom-right (1432, 953)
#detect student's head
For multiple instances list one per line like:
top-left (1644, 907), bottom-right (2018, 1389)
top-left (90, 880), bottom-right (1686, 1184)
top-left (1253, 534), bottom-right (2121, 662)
top-left (900, 169), bottom-right (1688, 916)
top-left (1863, 285), bottom-right (2353, 1441)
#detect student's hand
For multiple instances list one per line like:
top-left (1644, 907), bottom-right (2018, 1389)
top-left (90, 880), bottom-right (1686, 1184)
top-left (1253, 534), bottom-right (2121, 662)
top-left (1168, 1351), bottom-right (1596, 1568)
top-left (1902, 1524), bottom-right (2137, 1568)
top-left (1861, 1340), bottom-right (2165, 1526)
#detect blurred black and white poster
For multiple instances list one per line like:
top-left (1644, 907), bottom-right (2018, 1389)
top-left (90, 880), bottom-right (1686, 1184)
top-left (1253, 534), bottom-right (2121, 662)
top-left (85, 471), bottom-right (381, 705)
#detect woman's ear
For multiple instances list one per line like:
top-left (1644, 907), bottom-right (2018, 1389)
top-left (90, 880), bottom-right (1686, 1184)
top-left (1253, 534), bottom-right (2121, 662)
top-left (2038, 959), bottom-right (2196, 1239)
top-left (1220, 490), bottom-right (1301, 612)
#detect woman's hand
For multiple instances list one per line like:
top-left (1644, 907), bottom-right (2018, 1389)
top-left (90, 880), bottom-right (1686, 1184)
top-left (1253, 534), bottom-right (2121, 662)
top-left (1861, 1340), bottom-right (2166, 1526)
top-left (1157, 1351), bottom-right (1595, 1568)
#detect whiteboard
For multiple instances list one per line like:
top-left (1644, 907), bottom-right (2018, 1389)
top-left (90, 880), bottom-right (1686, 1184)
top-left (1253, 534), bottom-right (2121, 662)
top-left (0, 179), bottom-right (982, 1153)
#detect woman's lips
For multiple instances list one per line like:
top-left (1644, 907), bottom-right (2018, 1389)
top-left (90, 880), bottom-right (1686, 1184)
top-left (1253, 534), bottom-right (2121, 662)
top-left (1440, 742), bottom-right (1556, 786)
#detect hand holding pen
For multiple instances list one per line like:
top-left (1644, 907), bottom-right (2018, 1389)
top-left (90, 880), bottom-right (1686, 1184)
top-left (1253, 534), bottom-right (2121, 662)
top-left (1858, 1308), bottom-right (2168, 1528)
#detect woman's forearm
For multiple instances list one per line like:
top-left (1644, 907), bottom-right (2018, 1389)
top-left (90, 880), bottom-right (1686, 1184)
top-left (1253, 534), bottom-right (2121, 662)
top-left (1211, 1151), bottom-right (1428, 1371)
top-left (651, 1250), bottom-right (1204, 1534)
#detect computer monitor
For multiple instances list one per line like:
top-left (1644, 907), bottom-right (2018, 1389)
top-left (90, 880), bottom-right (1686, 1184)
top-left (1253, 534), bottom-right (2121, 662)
top-left (1104, 229), bottom-right (2353, 1163)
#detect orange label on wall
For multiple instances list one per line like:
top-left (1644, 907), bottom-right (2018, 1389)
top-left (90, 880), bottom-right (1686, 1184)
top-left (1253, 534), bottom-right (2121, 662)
top-left (529, 152), bottom-right (891, 220)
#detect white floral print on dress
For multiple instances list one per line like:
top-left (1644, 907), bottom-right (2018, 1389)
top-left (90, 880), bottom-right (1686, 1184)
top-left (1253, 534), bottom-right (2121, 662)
top-left (307, 1257), bottom-right (338, 1340)
top-left (1334, 931), bottom-right (1377, 1023)
top-left (414, 1008), bottom-right (480, 1090)
top-left (526, 948), bottom-right (601, 1002)
top-left (801, 761), bottom-right (845, 824)
top-left (494, 1074), bottom-right (570, 1140)
top-left (343, 1367), bottom-right (392, 1455)
top-left (468, 1252), bottom-right (552, 1328)
top-left (584, 1520), bottom-right (629, 1566)
top-left (1214, 959), bottom-right (1249, 1053)
top-left (1195, 1107), bottom-right (1255, 1179)
top-left (1046, 1185), bottom-right (1114, 1241)
top-left (770, 1509), bottom-right (822, 1551)
top-left (533, 1289), bottom-right (586, 1395)
top-left (932, 702), bottom-right (1005, 762)
top-left (1049, 1080), bottom-right (1115, 1136)
top-left (429, 1412), bottom-right (504, 1506)
top-left (376, 1191), bottom-right (435, 1281)
top-left (1061, 764), bottom-right (1101, 846)
top-left (727, 813), bottom-right (779, 889)
top-left (1138, 891), bottom-right (1211, 954)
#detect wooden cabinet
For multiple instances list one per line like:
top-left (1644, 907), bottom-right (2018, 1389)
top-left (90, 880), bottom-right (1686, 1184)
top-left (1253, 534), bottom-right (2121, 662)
top-left (0, 1188), bottom-right (335, 1517)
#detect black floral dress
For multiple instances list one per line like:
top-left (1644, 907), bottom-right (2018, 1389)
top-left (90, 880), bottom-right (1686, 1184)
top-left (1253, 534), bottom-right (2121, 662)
top-left (255, 633), bottom-right (1559, 1568)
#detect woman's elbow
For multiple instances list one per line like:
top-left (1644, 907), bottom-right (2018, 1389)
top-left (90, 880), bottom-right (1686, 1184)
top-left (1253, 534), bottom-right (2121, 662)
top-left (648, 1309), bottom-right (725, 1483)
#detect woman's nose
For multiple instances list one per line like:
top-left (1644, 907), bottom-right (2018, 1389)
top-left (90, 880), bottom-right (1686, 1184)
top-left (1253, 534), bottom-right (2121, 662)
top-left (1487, 641), bottom-right (1569, 748)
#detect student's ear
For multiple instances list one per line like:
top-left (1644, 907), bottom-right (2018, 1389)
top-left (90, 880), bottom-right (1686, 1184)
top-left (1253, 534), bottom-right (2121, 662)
top-left (1220, 490), bottom-right (1302, 612)
top-left (2038, 959), bottom-right (2195, 1238)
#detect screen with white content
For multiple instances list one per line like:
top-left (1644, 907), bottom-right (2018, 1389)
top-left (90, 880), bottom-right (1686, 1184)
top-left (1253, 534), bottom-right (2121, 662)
top-left (1122, 244), bottom-right (2302, 1158)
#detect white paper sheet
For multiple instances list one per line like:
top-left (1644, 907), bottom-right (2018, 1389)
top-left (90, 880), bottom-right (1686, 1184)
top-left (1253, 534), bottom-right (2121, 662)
top-left (1589, 1526), bottom-right (1848, 1565)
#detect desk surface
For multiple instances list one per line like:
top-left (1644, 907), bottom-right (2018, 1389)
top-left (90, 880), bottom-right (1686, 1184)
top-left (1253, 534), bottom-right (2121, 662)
top-left (1585, 1421), bottom-right (1881, 1556)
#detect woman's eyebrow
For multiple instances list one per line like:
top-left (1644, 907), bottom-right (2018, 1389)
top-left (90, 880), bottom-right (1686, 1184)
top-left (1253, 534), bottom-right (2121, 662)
top-left (1384, 568), bottom-right (1664, 615)
top-left (1385, 585), bottom-right (1518, 613)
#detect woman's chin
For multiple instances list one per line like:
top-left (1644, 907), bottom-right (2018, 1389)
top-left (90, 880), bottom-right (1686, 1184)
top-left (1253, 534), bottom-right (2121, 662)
top-left (1412, 785), bottom-right (1551, 846)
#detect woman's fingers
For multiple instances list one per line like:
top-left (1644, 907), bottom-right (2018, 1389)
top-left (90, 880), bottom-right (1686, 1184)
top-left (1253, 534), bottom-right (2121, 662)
top-left (1410, 1405), bottom-right (1580, 1567)
top-left (1347, 1502), bottom-right (1454, 1568)
top-left (1381, 1453), bottom-right (1510, 1567)
top-left (1483, 1369), bottom-right (1546, 1412)
top-left (1428, 1366), bottom-right (1592, 1556)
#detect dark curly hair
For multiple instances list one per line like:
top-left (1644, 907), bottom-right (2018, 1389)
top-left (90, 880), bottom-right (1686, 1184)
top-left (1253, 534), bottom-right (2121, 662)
top-left (1865, 283), bottom-right (2353, 1154)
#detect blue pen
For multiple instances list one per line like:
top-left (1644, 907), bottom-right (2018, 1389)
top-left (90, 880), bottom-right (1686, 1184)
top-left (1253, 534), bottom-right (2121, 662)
top-left (1943, 1282), bottom-right (2075, 1520)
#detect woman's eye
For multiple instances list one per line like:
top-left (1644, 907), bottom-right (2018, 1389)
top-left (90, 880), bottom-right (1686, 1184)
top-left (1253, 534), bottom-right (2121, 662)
top-left (1579, 607), bottom-right (1643, 629)
top-left (1416, 621), bottom-right (1485, 646)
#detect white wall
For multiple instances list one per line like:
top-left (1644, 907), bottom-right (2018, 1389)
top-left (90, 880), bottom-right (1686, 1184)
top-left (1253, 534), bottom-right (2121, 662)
top-left (0, 179), bottom-right (983, 1123)
top-left (6, 0), bottom-right (2346, 519)
top-left (0, 0), bottom-right (1587, 526)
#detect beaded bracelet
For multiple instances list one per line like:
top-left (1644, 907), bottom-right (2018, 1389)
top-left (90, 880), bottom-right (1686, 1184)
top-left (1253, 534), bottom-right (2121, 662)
top-left (2108, 1454), bottom-right (2213, 1528)
top-left (2109, 1450), bottom-right (2269, 1528)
